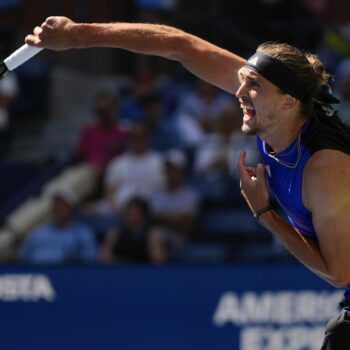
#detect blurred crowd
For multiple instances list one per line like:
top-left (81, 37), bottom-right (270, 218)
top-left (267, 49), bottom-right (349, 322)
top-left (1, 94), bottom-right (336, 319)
top-left (12, 72), bottom-right (261, 266)
top-left (5, 52), bottom-right (350, 266)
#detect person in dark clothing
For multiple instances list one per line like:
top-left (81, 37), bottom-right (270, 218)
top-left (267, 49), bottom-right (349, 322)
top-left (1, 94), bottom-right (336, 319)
top-left (100, 197), bottom-right (150, 263)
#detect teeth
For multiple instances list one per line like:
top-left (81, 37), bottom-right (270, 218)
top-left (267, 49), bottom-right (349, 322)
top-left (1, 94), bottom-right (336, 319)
top-left (240, 105), bottom-right (255, 111)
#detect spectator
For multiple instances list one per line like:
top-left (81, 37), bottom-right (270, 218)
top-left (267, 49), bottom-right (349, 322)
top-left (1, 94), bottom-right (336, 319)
top-left (100, 197), bottom-right (150, 263)
top-left (195, 103), bottom-right (260, 178)
top-left (148, 149), bottom-right (200, 264)
top-left (119, 69), bottom-right (157, 123)
top-left (174, 79), bottom-right (233, 147)
top-left (139, 92), bottom-right (182, 151)
top-left (0, 72), bottom-right (19, 157)
top-left (43, 92), bottom-right (128, 211)
top-left (99, 121), bottom-right (165, 213)
top-left (19, 190), bottom-right (98, 265)
top-left (77, 91), bottom-right (128, 169)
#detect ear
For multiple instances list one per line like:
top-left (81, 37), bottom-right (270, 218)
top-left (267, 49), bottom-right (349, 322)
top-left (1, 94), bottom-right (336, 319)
top-left (282, 95), bottom-right (298, 110)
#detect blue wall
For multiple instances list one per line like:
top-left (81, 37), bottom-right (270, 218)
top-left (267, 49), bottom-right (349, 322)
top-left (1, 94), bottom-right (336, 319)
top-left (0, 264), bottom-right (343, 350)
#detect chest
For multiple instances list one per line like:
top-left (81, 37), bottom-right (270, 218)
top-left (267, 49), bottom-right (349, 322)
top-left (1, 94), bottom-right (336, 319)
top-left (259, 139), bottom-right (311, 215)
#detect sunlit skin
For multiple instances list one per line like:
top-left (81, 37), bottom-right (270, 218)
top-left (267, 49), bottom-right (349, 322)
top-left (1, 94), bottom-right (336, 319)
top-left (235, 67), bottom-right (307, 153)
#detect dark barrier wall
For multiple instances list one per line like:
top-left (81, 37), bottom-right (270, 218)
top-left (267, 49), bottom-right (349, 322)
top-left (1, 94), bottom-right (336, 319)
top-left (0, 264), bottom-right (343, 350)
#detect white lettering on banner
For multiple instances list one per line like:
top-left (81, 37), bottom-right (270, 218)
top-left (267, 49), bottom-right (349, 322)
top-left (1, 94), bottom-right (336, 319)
top-left (213, 290), bottom-right (342, 326)
top-left (240, 326), bottom-right (324, 350)
top-left (0, 274), bottom-right (56, 302)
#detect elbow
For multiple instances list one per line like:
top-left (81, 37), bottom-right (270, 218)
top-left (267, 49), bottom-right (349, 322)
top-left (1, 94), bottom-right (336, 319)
top-left (330, 279), bottom-right (349, 289)
top-left (166, 32), bottom-right (199, 64)
top-left (327, 272), bottom-right (350, 288)
top-left (166, 33), bottom-right (189, 62)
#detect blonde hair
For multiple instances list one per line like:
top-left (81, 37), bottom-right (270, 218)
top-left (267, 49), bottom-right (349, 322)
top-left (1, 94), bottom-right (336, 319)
top-left (257, 42), bottom-right (331, 117)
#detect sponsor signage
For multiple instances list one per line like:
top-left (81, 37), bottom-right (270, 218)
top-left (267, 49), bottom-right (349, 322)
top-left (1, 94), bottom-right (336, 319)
top-left (0, 265), bottom-right (341, 350)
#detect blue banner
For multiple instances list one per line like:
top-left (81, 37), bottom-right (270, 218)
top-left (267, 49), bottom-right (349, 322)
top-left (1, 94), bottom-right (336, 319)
top-left (0, 264), bottom-right (342, 350)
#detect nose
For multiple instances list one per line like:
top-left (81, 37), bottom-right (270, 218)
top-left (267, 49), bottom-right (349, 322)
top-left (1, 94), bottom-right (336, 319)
top-left (235, 81), bottom-right (247, 99)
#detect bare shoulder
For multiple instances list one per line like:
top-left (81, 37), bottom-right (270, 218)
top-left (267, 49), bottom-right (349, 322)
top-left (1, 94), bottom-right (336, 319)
top-left (303, 149), bottom-right (350, 210)
top-left (304, 149), bottom-right (350, 175)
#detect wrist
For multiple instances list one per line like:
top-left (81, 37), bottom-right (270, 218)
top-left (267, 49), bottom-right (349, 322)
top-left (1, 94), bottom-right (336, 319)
top-left (257, 208), bottom-right (277, 228)
top-left (69, 23), bottom-right (88, 49)
top-left (254, 205), bottom-right (272, 220)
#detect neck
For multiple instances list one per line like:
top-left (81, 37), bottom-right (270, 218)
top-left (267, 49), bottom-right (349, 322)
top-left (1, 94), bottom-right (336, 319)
top-left (261, 116), bottom-right (308, 153)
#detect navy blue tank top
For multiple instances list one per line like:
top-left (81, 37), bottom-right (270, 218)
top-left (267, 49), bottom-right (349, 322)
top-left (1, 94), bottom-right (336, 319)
top-left (257, 112), bottom-right (350, 236)
top-left (256, 111), bottom-right (350, 300)
top-left (257, 120), bottom-right (315, 237)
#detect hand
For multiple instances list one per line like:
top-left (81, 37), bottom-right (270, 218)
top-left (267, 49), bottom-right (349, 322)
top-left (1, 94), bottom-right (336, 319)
top-left (25, 16), bottom-right (76, 51)
top-left (237, 151), bottom-right (270, 216)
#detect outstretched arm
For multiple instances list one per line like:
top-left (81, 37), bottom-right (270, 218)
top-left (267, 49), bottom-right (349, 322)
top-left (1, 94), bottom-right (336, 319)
top-left (25, 16), bottom-right (246, 94)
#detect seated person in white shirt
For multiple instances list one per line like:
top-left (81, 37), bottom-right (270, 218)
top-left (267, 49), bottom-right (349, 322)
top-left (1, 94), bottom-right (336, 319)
top-left (105, 121), bottom-right (165, 212)
top-left (147, 149), bottom-right (200, 264)
top-left (90, 121), bottom-right (166, 216)
top-left (195, 103), bottom-right (259, 179)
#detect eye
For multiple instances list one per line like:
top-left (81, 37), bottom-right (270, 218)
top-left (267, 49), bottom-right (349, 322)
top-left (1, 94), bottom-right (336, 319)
top-left (250, 79), bottom-right (260, 88)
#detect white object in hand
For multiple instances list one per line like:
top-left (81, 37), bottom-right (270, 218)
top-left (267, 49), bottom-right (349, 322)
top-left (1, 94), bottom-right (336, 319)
top-left (4, 44), bottom-right (43, 71)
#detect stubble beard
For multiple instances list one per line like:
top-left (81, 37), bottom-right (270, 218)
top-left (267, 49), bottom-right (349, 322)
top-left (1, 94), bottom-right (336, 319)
top-left (241, 111), bottom-right (276, 136)
top-left (241, 124), bottom-right (259, 135)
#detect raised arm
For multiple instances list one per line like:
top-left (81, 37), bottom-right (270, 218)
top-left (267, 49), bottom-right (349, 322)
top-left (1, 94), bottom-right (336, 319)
top-left (25, 16), bottom-right (245, 94)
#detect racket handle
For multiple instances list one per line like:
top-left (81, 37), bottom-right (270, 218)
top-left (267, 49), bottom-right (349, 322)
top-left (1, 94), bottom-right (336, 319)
top-left (3, 44), bottom-right (43, 71)
top-left (0, 62), bottom-right (8, 80)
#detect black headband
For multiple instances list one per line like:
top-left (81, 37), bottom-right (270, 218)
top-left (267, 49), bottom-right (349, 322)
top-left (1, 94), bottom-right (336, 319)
top-left (243, 51), bottom-right (310, 102)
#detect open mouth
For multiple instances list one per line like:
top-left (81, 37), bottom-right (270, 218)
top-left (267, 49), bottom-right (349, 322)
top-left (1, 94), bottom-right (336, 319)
top-left (241, 105), bottom-right (256, 121)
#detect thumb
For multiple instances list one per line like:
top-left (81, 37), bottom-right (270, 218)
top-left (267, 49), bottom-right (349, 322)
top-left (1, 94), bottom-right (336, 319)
top-left (45, 16), bottom-right (71, 28)
top-left (256, 163), bottom-right (265, 179)
top-left (45, 17), bottom-right (58, 26)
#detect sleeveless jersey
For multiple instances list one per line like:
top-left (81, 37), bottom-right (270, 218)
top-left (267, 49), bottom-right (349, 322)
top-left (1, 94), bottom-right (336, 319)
top-left (256, 111), bottom-right (350, 301)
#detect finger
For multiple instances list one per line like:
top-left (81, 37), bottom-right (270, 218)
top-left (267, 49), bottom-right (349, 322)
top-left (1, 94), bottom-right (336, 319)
top-left (25, 34), bottom-right (42, 47)
top-left (33, 26), bottom-right (43, 36)
top-left (41, 21), bottom-right (53, 30)
top-left (256, 163), bottom-right (265, 180)
top-left (45, 16), bottom-right (57, 26)
top-left (246, 166), bottom-right (256, 177)
top-left (237, 151), bottom-right (251, 181)
top-left (237, 151), bottom-right (246, 174)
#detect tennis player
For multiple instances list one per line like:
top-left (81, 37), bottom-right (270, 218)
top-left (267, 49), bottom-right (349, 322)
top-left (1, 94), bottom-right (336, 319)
top-left (26, 16), bottom-right (350, 349)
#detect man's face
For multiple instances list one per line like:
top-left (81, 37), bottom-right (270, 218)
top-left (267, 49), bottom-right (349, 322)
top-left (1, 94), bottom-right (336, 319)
top-left (129, 123), bottom-right (150, 153)
top-left (236, 67), bottom-right (286, 136)
top-left (52, 196), bottom-right (73, 225)
top-left (95, 97), bottom-right (115, 124)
